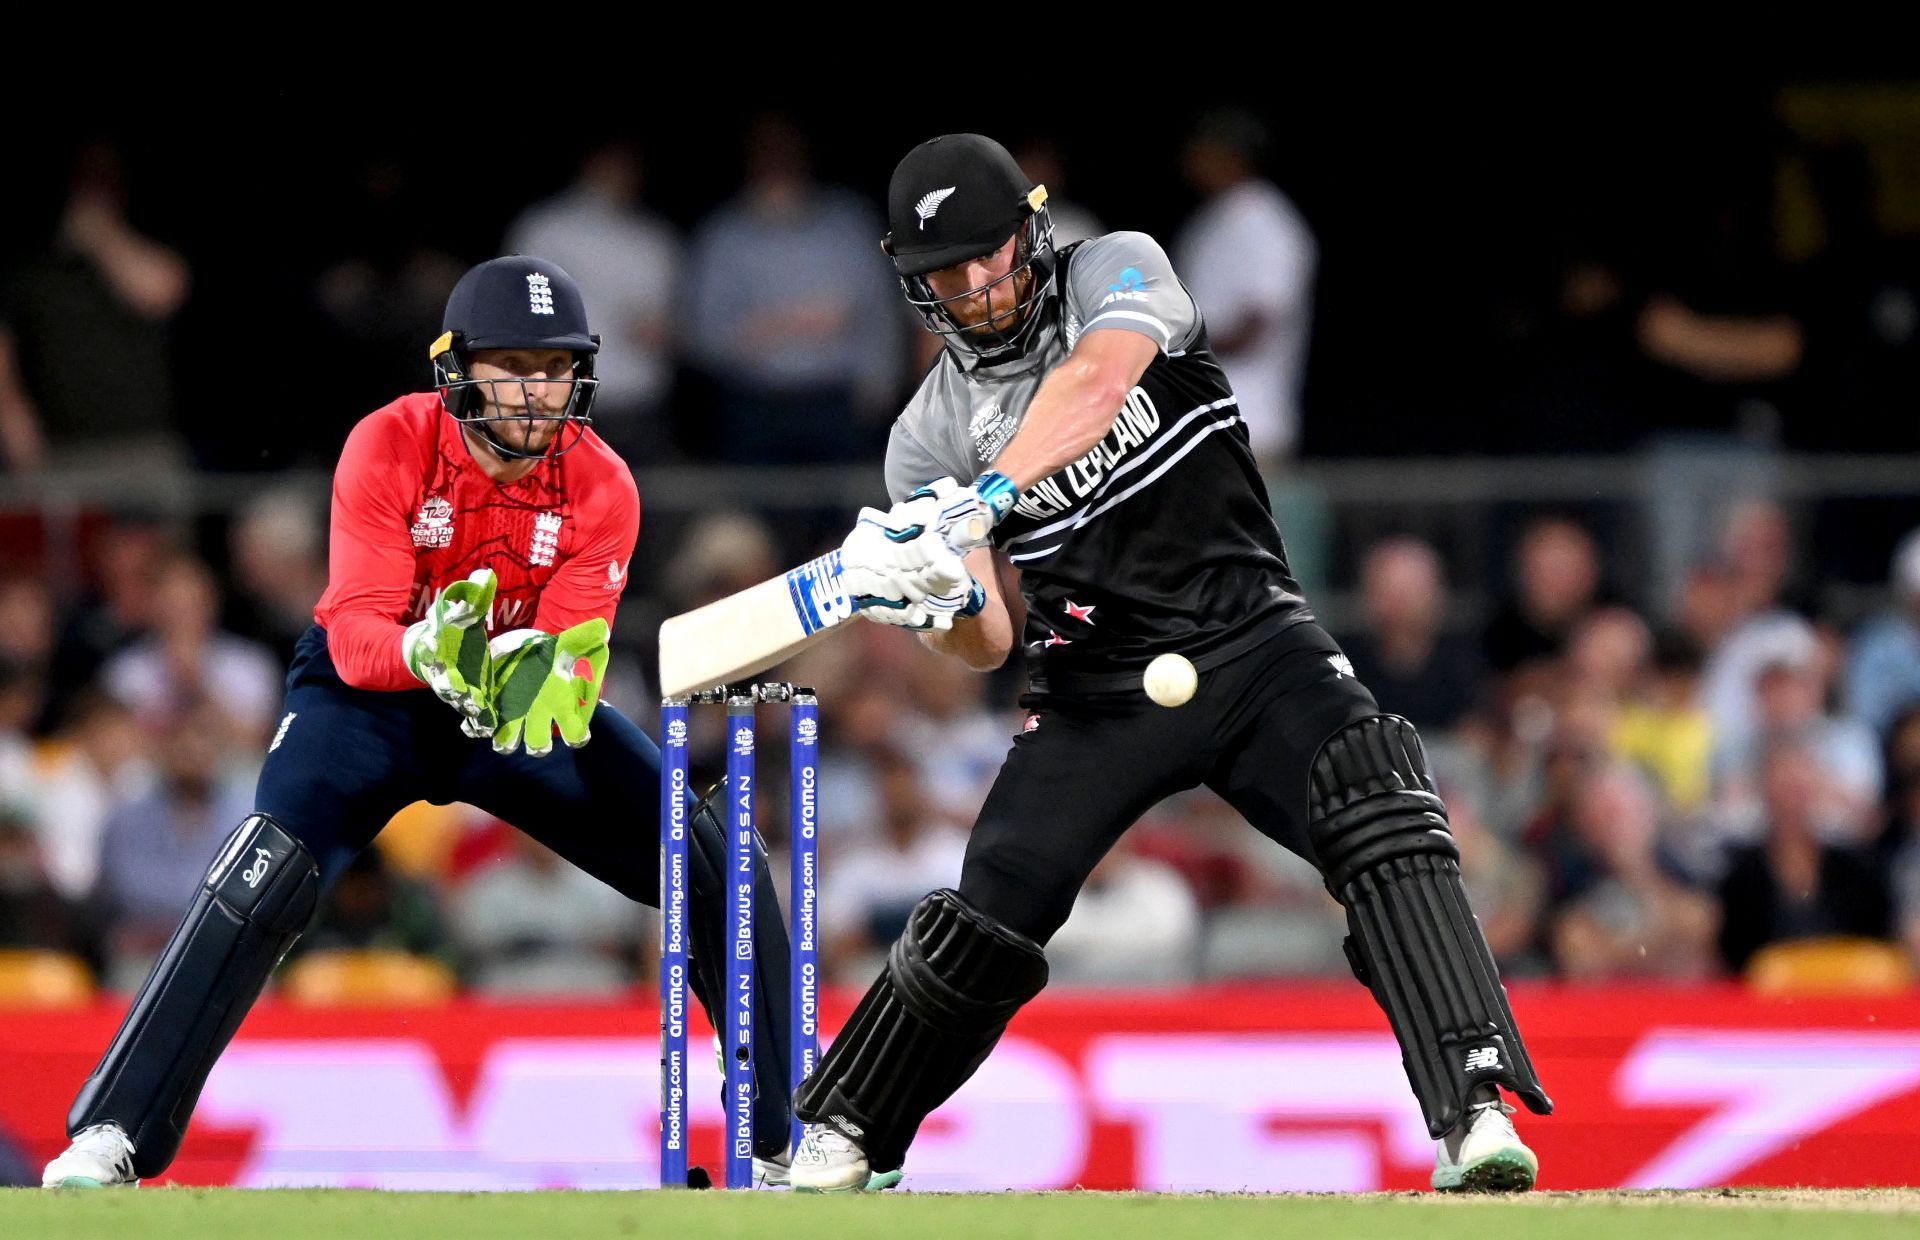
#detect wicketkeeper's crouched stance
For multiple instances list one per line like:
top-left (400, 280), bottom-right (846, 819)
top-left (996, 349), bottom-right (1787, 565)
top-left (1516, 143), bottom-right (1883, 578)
top-left (44, 258), bottom-right (795, 1189)
top-left (789, 136), bottom-right (1551, 1194)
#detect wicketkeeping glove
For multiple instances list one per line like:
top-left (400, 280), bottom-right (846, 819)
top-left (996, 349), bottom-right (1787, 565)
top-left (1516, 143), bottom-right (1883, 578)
top-left (402, 568), bottom-right (499, 736)
top-left (485, 617), bottom-right (611, 757)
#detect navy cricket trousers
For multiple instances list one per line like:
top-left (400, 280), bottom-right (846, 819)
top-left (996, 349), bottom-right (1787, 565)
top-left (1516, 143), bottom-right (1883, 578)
top-left (262, 627), bottom-right (664, 896)
top-left (260, 629), bottom-right (793, 1157)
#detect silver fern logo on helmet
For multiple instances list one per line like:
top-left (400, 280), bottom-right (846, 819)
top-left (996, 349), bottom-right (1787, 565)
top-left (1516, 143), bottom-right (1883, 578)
top-left (915, 186), bottom-right (958, 230)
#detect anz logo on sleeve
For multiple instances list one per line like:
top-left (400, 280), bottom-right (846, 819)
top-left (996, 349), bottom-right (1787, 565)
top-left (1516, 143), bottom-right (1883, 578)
top-left (1098, 267), bottom-right (1153, 308)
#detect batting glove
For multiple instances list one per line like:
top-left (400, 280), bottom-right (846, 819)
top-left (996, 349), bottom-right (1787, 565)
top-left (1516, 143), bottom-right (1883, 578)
top-left (859, 577), bottom-right (987, 632)
top-left (926, 471), bottom-right (1019, 551)
top-left (840, 498), bottom-right (970, 611)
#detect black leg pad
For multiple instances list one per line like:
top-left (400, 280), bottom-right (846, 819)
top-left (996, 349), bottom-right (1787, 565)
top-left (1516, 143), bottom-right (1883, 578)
top-left (1309, 715), bottom-right (1552, 1138)
top-left (684, 786), bottom-right (793, 1159)
top-left (794, 888), bottom-right (1047, 1173)
top-left (68, 813), bottom-right (319, 1178)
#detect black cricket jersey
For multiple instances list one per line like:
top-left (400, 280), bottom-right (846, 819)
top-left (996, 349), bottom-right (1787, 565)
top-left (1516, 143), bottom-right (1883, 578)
top-left (883, 232), bottom-right (1312, 694)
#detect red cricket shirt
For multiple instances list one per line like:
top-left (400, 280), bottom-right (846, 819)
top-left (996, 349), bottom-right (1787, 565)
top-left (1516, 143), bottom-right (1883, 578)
top-left (313, 393), bottom-right (640, 691)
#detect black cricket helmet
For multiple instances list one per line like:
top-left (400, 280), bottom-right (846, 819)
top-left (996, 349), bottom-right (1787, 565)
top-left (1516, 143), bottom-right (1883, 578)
top-left (431, 256), bottom-right (601, 460)
top-left (883, 134), bottom-right (1056, 364)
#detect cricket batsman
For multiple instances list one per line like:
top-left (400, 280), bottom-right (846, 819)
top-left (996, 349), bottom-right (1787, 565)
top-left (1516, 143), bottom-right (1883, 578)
top-left (43, 257), bottom-right (797, 1188)
top-left (790, 136), bottom-right (1552, 1193)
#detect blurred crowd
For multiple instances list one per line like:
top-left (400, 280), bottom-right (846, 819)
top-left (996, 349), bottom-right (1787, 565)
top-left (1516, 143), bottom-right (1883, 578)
top-left (5, 492), bottom-right (1920, 995)
top-left (0, 115), bottom-right (1313, 478)
top-left (4, 97), bottom-right (1920, 997)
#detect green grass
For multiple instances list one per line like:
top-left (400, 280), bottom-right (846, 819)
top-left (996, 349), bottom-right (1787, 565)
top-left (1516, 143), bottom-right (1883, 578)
top-left (4, 1187), bottom-right (1918, 1240)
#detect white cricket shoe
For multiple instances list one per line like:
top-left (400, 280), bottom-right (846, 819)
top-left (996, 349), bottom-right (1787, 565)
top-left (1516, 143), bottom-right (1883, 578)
top-left (43, 1122), bottom-right (139, 1189)
top-left (789, 1123), bottom-right (904, 1194)
top-left (1432, 1093), bottom-right (1537, 1192)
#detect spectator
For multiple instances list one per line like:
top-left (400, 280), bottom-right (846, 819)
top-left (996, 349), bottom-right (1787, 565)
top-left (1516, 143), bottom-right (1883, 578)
top-left (1721, 498), bottom-right (1812, 619)
top-left (661, 511), bottom-right (782, 612)
top-left (42, 509), bottom-right (173, 733)
top-left (1337, 537), bottom-right (1485, 732)
top-left (819, 751), bottom-right (966, 980)
top-left (0, 317), bottom-right (45, 472)
top-left (1612, 629), bottom-right (1714, 818)
top-left (309, 159), bottom-right (465, 443)
top-left (1717, 741), bottom-right (1893, 975)
top-left (1520, 698), bottom-right (1618, 903)
top-left (1565, 608), bottom-right (1652, 708)
top-left (1675, 558), bottom-right (1745, 663)
top-left (1847, 528), bottom-right (1920, 741)
top-left (1884, 706), bottom-right (1920, 814)
top-left (1047, 838), bottom-right (1201, 986)
top-left (685, 114), bottom-right (899, 464)
top-left (15, 691), bottom-right (151, 901)
top-left (224, 487), bottom-right (329, 665)
top-left (1699, 502), bottom-right (1818, 765)
top-left (507, 141), bottom-right (681, 462)
top-left (102, 553), bottom-right (280, 742)
top-left (0, 659), bottom-right (42, 778)
top-left (1175, 109), bottom-right (1315, 465)
top-left (812, 678), bottom-right (909, 853)
top-left (1451, 793), bottom-right (1546, 976)
top-left (299, 847), bottom-right (449, 965)
top-left (95, 699), bottom-right (254, 986)
top-left (0, 577), bottom-right (54, 678)
top-left (0, 142), bottom-right (190, 467)
top-left (1481, 517), bottom-right (1603, 676)
top-left (0, 809), bottom-right (97, 968)
top-left (1633, 173), bottom-right (1803, 435)
top-left (449, 832), bottom-right (642, 996)
top-left (1714, 623), bottom-right (1882, 839)
top-left (895, 647), bottom-right (1017, 822)
top-left (1549, 765), bottom-right (1719, 981)
top-left (0, 659), bottom-right (29, 771)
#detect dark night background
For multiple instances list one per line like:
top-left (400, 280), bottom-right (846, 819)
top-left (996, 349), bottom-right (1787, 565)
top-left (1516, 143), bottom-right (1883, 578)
top-left (11, 77), bottom-right (1905, 466)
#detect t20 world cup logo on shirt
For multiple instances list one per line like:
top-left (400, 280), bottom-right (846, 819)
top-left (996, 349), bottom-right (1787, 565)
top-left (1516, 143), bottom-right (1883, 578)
top-left (411, 496), bottom-right (454, 548)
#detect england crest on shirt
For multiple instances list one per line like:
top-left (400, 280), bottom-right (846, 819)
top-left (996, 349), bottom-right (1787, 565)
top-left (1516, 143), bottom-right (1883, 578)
top-left (530, 511), bottom-right (563, 567)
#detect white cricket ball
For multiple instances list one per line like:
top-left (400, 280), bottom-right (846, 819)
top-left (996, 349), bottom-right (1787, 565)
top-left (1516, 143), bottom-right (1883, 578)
top-left (1143, 652), bottom-right (1198, 708)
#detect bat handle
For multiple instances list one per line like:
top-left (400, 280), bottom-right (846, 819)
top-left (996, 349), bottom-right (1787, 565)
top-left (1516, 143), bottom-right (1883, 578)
top-left (953, 514), bottom-right (991, 549)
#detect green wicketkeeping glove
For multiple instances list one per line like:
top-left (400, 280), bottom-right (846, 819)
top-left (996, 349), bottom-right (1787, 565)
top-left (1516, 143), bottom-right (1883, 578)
top-left (486, 617), bottom-right (611, 757)
top-left (402, 569), bottom-right (499, 736)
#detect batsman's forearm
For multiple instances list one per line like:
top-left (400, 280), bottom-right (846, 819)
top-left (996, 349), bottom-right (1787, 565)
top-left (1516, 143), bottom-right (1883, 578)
top-left (988, 358), bottom-right (1132, 490)
top-left (920, 609), bottom-right (1013, 671)
top-left (920, 548), bottom-right (1014, 670)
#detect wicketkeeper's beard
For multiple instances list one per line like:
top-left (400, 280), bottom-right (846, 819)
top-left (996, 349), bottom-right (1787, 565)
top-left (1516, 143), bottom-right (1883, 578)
top-left (479, 400), bottom-right (565, 453)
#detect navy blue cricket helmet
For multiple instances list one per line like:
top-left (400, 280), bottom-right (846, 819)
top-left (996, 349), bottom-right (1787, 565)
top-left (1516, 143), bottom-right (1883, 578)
top-left (430, 256), bottom-right (601, 460)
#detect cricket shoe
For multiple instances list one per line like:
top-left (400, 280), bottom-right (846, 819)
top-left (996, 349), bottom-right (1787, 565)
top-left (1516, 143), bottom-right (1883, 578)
top-left (789, 1122), bottom-right (905, 1194)
top-left (43, 1122), bottom-right (139, 1189)
top-left (1432, 1091), bottom-right (1537, 1192)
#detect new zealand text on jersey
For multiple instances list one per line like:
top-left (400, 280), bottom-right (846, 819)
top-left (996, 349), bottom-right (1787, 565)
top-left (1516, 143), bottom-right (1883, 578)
top-left (1012, 387), bottom-right (1162, 522)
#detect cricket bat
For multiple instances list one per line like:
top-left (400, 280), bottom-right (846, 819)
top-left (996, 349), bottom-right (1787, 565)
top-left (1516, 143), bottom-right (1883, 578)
top-left (657, 550), bottom-right (857, 698)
